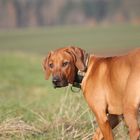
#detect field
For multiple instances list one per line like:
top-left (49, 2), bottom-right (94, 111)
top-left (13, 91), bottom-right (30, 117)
top-left (0, 24), bottom-right (140, 140)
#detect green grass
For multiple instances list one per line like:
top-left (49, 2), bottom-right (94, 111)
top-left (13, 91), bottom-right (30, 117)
top-left (0, 24), bottom-right (140, 139)
top-left (0, 24), bottom-right (140, 54)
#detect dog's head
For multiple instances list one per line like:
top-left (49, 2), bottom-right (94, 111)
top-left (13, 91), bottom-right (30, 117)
top-left (43, 46), bottom-right (87, 88)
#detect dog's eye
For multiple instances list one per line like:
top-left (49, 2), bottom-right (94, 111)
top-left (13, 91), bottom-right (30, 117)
top-left (49, 63), bottom-right (54, 68)
top-left (62, 61), bottom-right (69, 67)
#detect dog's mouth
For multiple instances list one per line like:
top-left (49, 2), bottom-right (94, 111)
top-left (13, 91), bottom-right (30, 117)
top-left (53, 82), bottom-right (68, 88)
top-left (52, 72), bottom-right (84, 88)
top-left (52, 78), bottom-right (68, 88)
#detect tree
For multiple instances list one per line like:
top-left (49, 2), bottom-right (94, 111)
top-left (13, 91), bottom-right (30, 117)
top-left (13, 0), bottom-right (30, 27)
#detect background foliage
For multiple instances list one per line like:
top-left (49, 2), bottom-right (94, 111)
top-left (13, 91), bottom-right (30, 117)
top-left (0, 0), bottom-right (140, 28)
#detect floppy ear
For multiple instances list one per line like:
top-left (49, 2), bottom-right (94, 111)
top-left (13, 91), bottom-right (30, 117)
top-left (66, 46), bottom-right (86, 71)
top-left (42, 52), bottom-right (52, 80)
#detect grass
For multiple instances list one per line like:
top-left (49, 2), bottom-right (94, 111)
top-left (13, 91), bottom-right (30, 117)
top-left (0, 24), bottom-right (140, 139)
top-left (0, 24), bottom-right (140, 54)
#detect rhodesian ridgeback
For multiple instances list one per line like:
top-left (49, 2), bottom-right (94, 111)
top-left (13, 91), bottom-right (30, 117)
top-left (43, 46), bottom-right (140, 140)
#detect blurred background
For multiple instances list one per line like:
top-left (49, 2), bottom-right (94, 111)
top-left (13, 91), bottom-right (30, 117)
top-left (0, 0), bottom-right (140, 139)
top-left (0, 0), bottom-right (140, 28)
top-left (0, 0), bottom-right (140, 54)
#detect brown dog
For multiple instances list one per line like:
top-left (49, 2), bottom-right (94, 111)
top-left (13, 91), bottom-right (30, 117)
top-left (43, 46), bottom-right (140, 140)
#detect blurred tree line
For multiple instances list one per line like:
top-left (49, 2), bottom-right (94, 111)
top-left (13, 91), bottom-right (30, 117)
top-left (0, 0), bottom-right (140, 28)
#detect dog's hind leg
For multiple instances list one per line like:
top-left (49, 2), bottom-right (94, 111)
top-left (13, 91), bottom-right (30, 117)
top-left (123, 105), bottom-right (140, 140)
top-left (123, 74), bottom-right (140, 140)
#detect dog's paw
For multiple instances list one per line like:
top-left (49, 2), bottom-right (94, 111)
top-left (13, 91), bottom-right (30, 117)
top-left (92, 128), bottom-right (103, 140)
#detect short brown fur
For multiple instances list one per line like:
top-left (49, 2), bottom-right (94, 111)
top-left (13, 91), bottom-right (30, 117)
top-left (43, 47), bottom-right (140, 140)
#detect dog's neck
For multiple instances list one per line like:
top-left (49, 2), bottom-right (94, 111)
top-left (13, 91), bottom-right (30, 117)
top-left (72, 53), bottom-right (90, 88)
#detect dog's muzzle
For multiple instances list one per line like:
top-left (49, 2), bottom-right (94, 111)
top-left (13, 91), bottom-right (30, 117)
top-left (52, 76), bottom-right (68, 88)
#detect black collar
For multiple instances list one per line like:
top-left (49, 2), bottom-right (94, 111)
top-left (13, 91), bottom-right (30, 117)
top-left (72, 73), bottom-right (84, 88)
top-left (72, 53), bottom-right (89, 88)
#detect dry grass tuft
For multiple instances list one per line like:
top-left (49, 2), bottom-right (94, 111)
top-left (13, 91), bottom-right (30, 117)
top-left (0, 117), bottom-right (42, 137)
top-left (0, 86), bottom-right (132, 139)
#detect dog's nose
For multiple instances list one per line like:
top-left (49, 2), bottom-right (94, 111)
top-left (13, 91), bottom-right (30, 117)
top-left (52, 76), bottom-right (60, 85)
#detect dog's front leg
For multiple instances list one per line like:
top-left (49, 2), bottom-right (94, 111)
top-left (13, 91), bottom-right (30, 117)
top-left (83, 86), bottom-right (114, 139)
top-left (92, 114), bottom-right (120, 140)
top-left (93, 109), bottom-right (114, 140)
top-left (84, 97), bottom-right (114, 139)
top-left (92, 127), bottom-right (103, 140)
